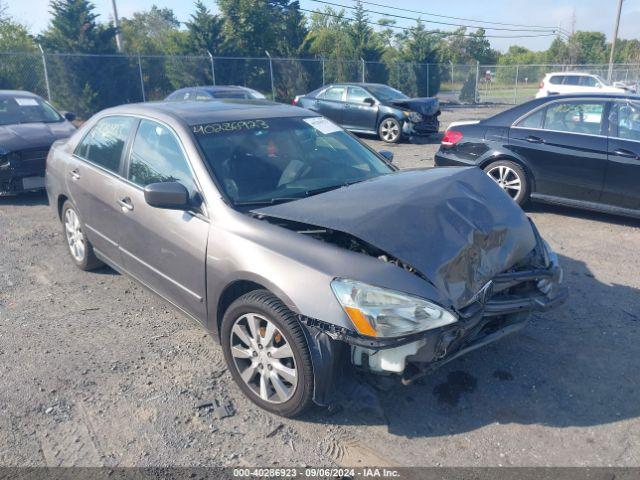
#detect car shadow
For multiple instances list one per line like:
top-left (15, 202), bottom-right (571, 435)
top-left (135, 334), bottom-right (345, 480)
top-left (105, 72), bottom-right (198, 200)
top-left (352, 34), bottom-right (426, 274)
top-left (0, 190), bottom-right (49, 206)
top-left (306, 252), bottom-right (640, 438)
top-left (524, 202), bottom-right (640, 228)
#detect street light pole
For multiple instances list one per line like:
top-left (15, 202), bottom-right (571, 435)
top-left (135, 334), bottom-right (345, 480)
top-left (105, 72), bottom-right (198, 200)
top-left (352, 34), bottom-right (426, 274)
top-left (111, 0), bottom-right (123, 52)
top-left (608, 0), bottom-right (624, 82)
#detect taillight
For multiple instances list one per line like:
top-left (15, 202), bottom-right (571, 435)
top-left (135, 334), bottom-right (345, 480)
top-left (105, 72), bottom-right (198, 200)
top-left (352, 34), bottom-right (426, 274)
top-left (292, 95), bottom-right (301, 106)
top-left (441, 130), bottom-right (463, 147)
top-left (539, 81), bottom-right (544, 89)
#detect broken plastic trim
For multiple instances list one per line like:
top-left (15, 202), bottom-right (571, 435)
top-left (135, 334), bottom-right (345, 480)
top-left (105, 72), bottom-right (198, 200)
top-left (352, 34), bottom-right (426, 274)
top-left (255, 214), bottom-right (430, 282)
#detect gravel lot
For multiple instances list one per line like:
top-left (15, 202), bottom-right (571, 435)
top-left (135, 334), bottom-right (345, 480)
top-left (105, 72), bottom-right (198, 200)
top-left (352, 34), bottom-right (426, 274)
top-left (1, 105), bottom-right (639, 468)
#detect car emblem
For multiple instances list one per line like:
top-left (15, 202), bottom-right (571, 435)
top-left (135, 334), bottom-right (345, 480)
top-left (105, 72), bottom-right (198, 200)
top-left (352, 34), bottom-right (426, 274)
top-left (476, 280), bottom-right (494, 305)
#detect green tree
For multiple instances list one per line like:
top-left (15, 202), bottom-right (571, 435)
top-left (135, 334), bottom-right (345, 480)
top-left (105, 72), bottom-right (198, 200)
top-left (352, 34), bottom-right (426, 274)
top-left (119, 6), bottom-right (184, 55)
top-left (186, 0), bottom-right (223, 55)
top-left (396, 20), bottom-right (441, 96)
top-left (0, 8), bottom-right (41, 94)
top-left (567, 31), bottom-right (608, 64)
top-left (349, 0), bottom-right (383, 61)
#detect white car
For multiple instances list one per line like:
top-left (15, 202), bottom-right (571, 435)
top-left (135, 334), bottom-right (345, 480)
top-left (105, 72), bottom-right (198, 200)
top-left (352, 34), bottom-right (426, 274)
top-left (536, 72), bottom-right (627, 98)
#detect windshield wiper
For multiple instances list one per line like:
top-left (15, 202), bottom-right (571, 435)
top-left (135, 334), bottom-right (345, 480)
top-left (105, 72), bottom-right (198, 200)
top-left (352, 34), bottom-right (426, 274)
top-left (234, 197), bottom-right (300, 207)
top-left (303, 179), bottom-right (366, 197)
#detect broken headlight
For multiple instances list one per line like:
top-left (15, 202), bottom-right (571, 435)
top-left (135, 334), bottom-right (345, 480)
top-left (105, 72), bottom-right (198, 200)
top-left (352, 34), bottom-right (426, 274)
top-left (404, 111), bottom-right (423, 123)
top-left (331, 279), bottom-right (457, 338)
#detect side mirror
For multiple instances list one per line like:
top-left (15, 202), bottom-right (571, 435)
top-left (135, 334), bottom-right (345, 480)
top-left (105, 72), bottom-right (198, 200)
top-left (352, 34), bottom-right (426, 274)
top-left (63, 111), bottom-right (76, 122)
top-left (363, 97), bottom-right (376, 106)
top-left (144, 182), bottom-right (189, 210)
top-left (379, 150), bottom-right (394, 162)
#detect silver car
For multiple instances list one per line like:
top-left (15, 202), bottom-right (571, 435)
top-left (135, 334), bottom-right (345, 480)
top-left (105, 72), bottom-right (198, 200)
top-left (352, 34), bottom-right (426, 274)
top-left (46, 100), bottom-right (567, 417)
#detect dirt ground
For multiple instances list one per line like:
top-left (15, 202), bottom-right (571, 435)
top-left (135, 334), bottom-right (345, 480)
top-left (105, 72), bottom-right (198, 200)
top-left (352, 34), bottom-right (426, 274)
top-left (1, 105), bottom-right (639, 468)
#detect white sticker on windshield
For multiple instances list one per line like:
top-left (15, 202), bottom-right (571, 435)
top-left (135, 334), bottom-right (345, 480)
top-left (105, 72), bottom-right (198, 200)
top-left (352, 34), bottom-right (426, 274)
top-left (303, 116), bottom-right (341, 134)
top-left (15, 98), bottom-right (38, 106)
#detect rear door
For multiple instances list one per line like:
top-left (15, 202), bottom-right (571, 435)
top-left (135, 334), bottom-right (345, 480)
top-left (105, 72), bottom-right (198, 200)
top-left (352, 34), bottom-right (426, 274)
top-left (343, 86), bottom-right (378, 131)
top-left (66, 115), bottom-right (137, 266)
top-left (509, 99), bottom-right (609, 202)
top-left (313, 86), bottom-right (346, 125)
top-left (602, 100), bottom-right (640, 210)
top-left (114, 118), bottom-right (209, 322)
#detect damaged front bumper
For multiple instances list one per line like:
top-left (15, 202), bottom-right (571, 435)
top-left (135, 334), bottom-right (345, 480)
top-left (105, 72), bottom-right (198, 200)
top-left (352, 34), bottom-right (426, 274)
top-left (402, 115), bottom-right (440, 136)
top-left (0, 148), bottom-right (49, 195)
top-left (302, 255), bottom-right (566, 396)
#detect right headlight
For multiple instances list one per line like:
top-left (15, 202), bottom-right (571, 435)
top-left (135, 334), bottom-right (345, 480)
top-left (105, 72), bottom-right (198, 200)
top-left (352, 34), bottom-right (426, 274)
top-left (331, 279), bottom-right (457, 338)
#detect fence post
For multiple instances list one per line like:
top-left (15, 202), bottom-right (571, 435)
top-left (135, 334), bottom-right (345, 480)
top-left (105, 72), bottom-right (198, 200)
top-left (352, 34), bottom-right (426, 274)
top-left (137, 54), bottom-right (145, 102)
top-left (37, 44), bottom-right (52, 102)
top-left (450, 61), bottom-right (454, 93)
top-left (321, 57), bottom-right (325, 85)
top-left (426, 63), bottom-right (430, 96)
top-left (513, 65), bottom-right (519, 105)
top-left (265, 51), bottom-right (275, 101)
top-left (475, 61), bottom-right (480, 103)
top-left (207, 51), bottom-right (216, 86)
top-left (361, 58), bottom-right (365, 82)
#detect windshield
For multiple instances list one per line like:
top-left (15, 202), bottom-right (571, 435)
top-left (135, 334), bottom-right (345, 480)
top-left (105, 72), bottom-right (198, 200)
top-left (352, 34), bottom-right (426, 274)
top-left (0, 96), bottom-right (63, 126)
top-left (192, 116), bottom-right (394, 206)
top-left (366, 85), bottom-right (408, 102)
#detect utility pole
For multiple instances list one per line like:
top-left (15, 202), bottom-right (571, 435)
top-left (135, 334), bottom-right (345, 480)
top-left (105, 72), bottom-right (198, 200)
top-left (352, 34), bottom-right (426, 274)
top-left (608, 0), bottom-right (624, 82)
top-left (265, 50), bottom-right (275, 101)
top-left (111, 0), bottom-right (123, 52)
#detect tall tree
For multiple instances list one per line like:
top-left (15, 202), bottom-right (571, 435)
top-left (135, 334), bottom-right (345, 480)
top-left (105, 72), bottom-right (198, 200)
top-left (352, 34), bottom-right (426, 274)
top-left (186, 1), bottom-right (223, 54)
top-left (349, 0), bottom-right (383, 61)
top-left (119, 6), bottom-right (184, 55)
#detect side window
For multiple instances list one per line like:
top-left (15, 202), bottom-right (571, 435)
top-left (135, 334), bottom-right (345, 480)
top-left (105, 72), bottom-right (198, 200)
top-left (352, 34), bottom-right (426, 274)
top-left (346, 86), bottom-right (370, 103)
top-left (614, 102), bottom-right (640, 141)
top-left (322, 87), bottom-right (345, 101)
top-left (183, 91), bottom-right (192, 100)
top-left (195, 92), bottom-right (211, 100)
top-left (549, 75), bottom-right (564, 85)
top-left (544, 101), bottom-right (605, 135)
top-left (562, 76), bottom-right (580, 86)
top-left (516, 108), bottom-right (545, 129)
top-left (75, 116), bottom-right (135, 173)
top-left (128, 119), bottom-right (197, 196)
top-left (579, 76), bottom-right (598, 87)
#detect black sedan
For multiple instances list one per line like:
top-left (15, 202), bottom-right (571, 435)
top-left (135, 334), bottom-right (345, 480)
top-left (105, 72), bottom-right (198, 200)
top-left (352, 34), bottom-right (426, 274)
top-left (165, 85), bottom-right (266, 101)
top-left (0, 90), bottom-right (75, 195)
top-left (435, 93), bottom-right (640, 218)
top-left (293, 83), bottom-right (440, 143)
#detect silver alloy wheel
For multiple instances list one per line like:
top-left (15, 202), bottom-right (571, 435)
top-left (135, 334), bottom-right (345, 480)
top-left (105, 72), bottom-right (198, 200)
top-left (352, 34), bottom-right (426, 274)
top-left (487, 165), bottom-right (522, 199)
top-left (64, 208), bottom-right (86, 262)
top-left (229, 313), bottom-right (298, 404)
top-left (380, 118), bottom-right (400, 142)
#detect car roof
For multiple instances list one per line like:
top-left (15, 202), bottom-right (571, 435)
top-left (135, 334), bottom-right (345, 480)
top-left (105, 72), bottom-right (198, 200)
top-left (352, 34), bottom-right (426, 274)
top-left (0, 90), bottom-right (41, 99)
top-left (545, 72), bottom-right (599, 77)
top-left (323, 82), bottom-right (386, 88)
top-left (99, 99), bottom-right (317, 126)
top-left (173, 85), bottom-right (252, 93)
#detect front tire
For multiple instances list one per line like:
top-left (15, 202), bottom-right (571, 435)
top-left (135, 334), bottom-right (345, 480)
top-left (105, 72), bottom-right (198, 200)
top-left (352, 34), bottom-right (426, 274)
top-left (484, 160), bottom-right (530, 205)
top-left (221, 290), bottom-right (315, 417)
top-left (61, 200), bottom-right (103, 271)
top-left (378, 117), bottom-right (402, 143)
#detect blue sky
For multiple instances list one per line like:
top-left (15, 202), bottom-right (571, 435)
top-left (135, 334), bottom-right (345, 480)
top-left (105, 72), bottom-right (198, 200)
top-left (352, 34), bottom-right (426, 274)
top-left (6, 0), bottom-right (640, 52)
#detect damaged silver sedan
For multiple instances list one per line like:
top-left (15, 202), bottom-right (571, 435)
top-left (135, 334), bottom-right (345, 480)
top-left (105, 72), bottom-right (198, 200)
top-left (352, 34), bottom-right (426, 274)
top-left (46, 99), bottom-right (567, 417)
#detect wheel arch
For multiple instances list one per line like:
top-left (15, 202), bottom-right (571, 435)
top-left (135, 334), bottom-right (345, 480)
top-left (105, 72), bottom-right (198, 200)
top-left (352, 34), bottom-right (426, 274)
top-left (57, 194), bottom-right (69, 220)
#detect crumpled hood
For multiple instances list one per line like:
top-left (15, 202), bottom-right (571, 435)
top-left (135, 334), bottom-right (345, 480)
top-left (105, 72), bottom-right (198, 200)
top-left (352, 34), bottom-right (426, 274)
top-left (388, 97), bottom-right (440, 116)
top-left (254, 167), bottom-right (537, 310)
top-left (0, 122), bottom-right (75, 152)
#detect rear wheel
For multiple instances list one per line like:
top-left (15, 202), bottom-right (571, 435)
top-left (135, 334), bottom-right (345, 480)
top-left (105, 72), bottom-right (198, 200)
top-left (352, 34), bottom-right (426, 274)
top-left (484, 160), bottom-right (530, 205)
top-left (61, 201), bottom-right (103, 271)
top-left (221, 290), bottom-right (315, 417)
top-left (378, 117), bottom-right (402, 143)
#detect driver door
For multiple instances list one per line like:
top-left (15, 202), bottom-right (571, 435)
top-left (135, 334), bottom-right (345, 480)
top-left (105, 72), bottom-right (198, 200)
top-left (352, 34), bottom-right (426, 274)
top-left (343, 86), bottom-right (378, 131)
top-left (114, 118), bottom-right (209, 322)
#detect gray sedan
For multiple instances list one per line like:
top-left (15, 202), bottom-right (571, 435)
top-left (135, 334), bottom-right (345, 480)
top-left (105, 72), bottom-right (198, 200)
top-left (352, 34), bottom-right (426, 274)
top-left (45, 99), bottom-right (566, 417)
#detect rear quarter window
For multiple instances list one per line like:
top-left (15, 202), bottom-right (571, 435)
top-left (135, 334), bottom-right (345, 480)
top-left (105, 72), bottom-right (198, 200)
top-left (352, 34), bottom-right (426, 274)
top-left (516, 108), bottom-right (545, 129)
top-left (549, 75), bottom-right (564, 85)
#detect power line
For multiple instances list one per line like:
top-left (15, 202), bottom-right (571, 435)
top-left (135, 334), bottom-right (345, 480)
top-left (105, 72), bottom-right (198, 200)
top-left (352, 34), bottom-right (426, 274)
top-left (299, 7), bottom-right (558, 39)
top-left (307, 0), bottom-right (559, 33)
top-left (342, 0), bottom-right (560, 31)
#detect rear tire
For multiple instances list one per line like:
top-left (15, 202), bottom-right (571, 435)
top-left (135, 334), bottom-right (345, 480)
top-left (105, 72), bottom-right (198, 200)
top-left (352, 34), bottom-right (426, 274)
top-left (221, 290), bottom-right (315, 417)
top-left (483, 160), bottom-right (530, 205)
top-left (61, 200), bottom-right (103, 271)
top-left (378, 117), bottom-right (402, 143)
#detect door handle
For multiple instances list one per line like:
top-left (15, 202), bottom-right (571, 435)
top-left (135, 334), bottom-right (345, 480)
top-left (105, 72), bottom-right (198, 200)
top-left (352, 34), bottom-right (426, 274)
top-left (117, 197), bottom-right (134, 211)
top-left (612, 148), bottom-right (639, 159)
top-left (525, 135), bottom-right (545, 144)
top-left (69, 169), bottom-right (80, 180)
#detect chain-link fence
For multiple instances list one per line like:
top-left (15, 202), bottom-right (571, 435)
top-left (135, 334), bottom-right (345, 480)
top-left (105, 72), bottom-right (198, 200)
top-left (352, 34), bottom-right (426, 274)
top-left (1, 52), bottom-right (639, 119)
